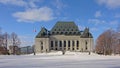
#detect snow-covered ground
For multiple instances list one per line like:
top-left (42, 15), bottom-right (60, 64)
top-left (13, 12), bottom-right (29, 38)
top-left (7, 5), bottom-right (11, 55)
top-left (0, 51), bottom-right (120, 68)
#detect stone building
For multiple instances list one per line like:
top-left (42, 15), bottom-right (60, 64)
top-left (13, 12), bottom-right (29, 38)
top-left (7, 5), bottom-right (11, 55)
top-left (35, 21), bottom-right (94, 53)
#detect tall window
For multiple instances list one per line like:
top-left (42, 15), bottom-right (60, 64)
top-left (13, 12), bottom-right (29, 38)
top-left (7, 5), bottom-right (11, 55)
top-left (85, 41), bottom-right (88, 50)
top-left (64, 41), bottom-right (66, 47)
top-left (41, 41), bottom-right (43, 50)
top-left (72, 41), bottom-right (74, 46)
top-left (77, 41), bottom-right (79, 48)
top-left (55, 41), bottom-right (57, 47)
top-left (41, 42), bottom-right (43, 45)
top-left (41, 46), bottom-right (43, 50)
top-left (68, 40), bottom-right (70, 47)
top-left (72, 41), bottom-right (74, 51)
top-left (51, 41), bottom-right (53, 47)
top-left (86, 45), bottom-right (87, 50)
top-left (59, 41), bottom-right (62, 47)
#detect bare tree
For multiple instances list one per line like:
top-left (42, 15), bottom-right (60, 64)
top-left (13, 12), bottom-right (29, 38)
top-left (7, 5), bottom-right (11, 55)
top-left (117, 23), bottom-right (120, 32)
top-left (3, 32), bottom-right (10, 54)
top-left (116, 24), bottom-right (120, 54)
top-left (0, 27), bottom-right (3, 46)
top-left (95, 29), bottom-right (116, 55)
top-left (11, 32), bottom-right (21, 55)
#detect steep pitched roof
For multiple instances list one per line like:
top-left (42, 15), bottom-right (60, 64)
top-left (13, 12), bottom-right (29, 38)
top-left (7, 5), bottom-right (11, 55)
top-left (35, 21), bottom-right (93, 38)
top-left (50, 21), bottom-right (81, 35)
top-left (81, 28), bottom-right (93, 38)
top-left (36, 27), bottom-right (49, 38)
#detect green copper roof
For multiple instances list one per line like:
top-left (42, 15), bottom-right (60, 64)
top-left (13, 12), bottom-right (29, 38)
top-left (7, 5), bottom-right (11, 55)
top-left (50, 21), bottom-right (80, 35)
top-left (81, 28), bottom-right (93, 38)
top-left (36, 21), bottom-right (93, 38)
top-left (36, 27), bottom-right (49, 38)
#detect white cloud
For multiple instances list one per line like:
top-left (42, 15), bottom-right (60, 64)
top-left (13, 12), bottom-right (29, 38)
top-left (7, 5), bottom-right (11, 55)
top-left (95, 11), bottom-right (102, 18)
top-left (53, 0), bottom-right (66, 10)
top-left (13, 7), bottom-right (55, 23)
top-left (88, 19), bottom-right (106, 25)
top-left (52, 0), bottom-right (67, 16)
top-left (0, 0), bottom-right (66, 23)
top-left (0, 0), bottom-right (27, 7)
top-left (97, 0), bottom-right (120, 9)
top-left (78, 25), bottom-right (85, 31)
top-left (0, 0), bottom-right (41, 8)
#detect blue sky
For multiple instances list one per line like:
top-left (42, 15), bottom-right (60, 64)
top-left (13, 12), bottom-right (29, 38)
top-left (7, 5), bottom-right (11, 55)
top-left (0, 0), bottom-right (120, 46)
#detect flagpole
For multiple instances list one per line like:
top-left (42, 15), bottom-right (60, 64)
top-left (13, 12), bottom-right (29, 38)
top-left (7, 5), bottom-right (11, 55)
top-left (33, 25), bottom-right (36, 55)
top-left (89, 28), bottom-right (91, 55)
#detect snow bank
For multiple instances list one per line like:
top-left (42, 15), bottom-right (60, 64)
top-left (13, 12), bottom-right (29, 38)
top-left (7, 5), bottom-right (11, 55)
top-left (1, 52), bottom-right (120, 68)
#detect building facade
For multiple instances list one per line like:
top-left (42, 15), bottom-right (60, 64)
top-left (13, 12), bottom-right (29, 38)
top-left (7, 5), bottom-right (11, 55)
top-left (35, 21), bottom-right (94, 53)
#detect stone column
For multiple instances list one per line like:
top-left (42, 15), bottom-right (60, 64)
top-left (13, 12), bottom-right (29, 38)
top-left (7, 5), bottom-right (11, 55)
top-left (66, 40), bottom-right (68, 51)
top-left (53, 40), bottom-right (55, 50)
top-left (79, 40), bottom-right (81, 51)
top-left (62, 40), bottom-right (64, 51)
top-left (74, 40), bottom-right (77, 51)
top-left (57, 40), bottom-right (59, 50)
top-left (35, 39), bottom-right (41, 53)
top-left (45, 38), bottom-right (49, 52)
top-left (81, 39), bottom-right (83, 52)
top-left (40, 41), bottom-right (42, 53)
top-left (70, 40), bottom-right (72, 51)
